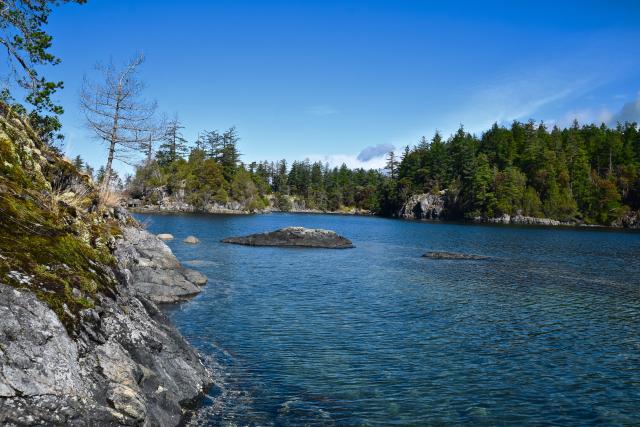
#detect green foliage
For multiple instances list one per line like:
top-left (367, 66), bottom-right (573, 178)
top-left (0, 1), bottom-right (85, 113)
top-left (383, 120), bottom-right (640, 224)
top-left (274, 192), bottom-right (292, 211)
top-left (0, 107), bottom-right (120, 333)
top-left (129, 118), bottom-right (640, 225)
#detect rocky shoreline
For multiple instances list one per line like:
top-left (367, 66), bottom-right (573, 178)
top-left (0, 214), bottom-right (212, 426)
top-left (398, 193), bottom-right (640, 230)
top-left (0, 110), bottom-right (212, 426)
top-left (129, 204), bottom-right (372, 217)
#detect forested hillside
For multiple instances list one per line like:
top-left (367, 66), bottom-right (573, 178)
top-left (127, 120), bottom-right (640, 226)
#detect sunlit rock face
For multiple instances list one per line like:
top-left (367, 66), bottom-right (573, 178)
top-left (398, 193), bottom-right (446, 220)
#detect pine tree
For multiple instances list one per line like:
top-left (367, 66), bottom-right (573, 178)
top-left (220, 127), bottom-right (241, 180)
top-left (385, 151), bottom-right (397, 179)
top-left (157, 117), bottom-right (188, 166)
top-left (72, 155), bottom-right (84, 171)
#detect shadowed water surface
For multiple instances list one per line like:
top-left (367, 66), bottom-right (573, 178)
top-left (135, 213), bottom-right (640, 426)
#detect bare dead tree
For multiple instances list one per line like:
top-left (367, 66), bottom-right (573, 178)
top-left (138, 115), bottom-right (167, 165)
top-left (80, 54), bottom-right (157, 193)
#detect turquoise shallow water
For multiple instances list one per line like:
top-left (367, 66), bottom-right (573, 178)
top-left (136, 213), bottom-right (640, 426)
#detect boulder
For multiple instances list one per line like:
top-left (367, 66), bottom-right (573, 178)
top-left (423, 251), bottom-right (489, 260)
top-left (183, 236), bottom-right (200, 244)
top-left (222, 226), bottom-right (354, 249)
top-left (157, 233), bottom-right (174, 240)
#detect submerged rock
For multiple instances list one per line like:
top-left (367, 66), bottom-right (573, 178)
top-left (184, 235), bottom-right (200, 244)
top-left (423, 251), bottom-right (489, 260)
top-left (157, 233), bottom-right (174, 240)
top-left (222, 226), bottom-right (354, 249)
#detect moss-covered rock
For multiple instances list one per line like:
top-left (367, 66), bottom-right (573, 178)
top-left (0, 104), bottom-right (211, 426)
top-left (0, 107), bottom-right (123, 332)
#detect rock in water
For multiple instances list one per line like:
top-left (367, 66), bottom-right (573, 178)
top-left (222, 226), bottom-right (354, 249)
top-left (183, 235), bottom-right (200, 244)
top-left (423, 251), bottom-right (489, 260)
top-left (116, 227), bottom-right (209, 303)
top-left (157, 233), bottom-right (174, 240)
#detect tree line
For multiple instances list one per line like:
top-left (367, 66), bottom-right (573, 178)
top-left (380, 120), bottom-right (640, 225)
top-left (126, 122), bottom-right (386, 213)
top-left (125, 118), bottom-right (640, 226)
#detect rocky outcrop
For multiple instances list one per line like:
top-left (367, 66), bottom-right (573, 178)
top-left (474, 214), bottom-right (562, 226)
top-left (130, 199), bottom-right (256, 215)
top-left (183, 236), bottom-right (200, 244)
top-left (223, 226), bottom-right (354, 248)
top-left (157, 233), bottom-right (174, 240)
top-left (612, 210), bottom-right (640, 229)
top-left (0, 220), bottom-right (212, 426)
top-left (398, 193), bottom-right (446, 220)
top-left (116, 227), bottom-right (208, 303)
top-left (0, 231), bottom-right (212, 426)
top-left (423, 251), bottom-right (489, 260)
top-left (0, 107), bottom-right (211, 426)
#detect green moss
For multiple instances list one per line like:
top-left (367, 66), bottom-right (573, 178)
top-left (0, 109), bottom-right (123, 333)
top-left (0, 181), bottom-right (120, 332)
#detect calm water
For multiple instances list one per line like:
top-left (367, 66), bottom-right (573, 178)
top-left (136, 213), bottom-right (640, 426)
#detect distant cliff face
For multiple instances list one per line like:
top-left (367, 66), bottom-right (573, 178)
top-left (398, 193), bottom-right (447, 220)
top-left (0, 107), bottom-right (211, 426)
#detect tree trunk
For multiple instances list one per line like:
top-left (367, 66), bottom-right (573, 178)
top-left (101, 141), bottom-right (116, 194)
top-left (102, 88), bottom-right (121, 194)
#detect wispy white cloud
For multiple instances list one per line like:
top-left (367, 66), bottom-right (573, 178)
top-left (452, 71), bottom-right (595, 134)
top-left (305, 105), bottom-right (338, 116)
top-left (357, 143), bottom-right (394, 162)
top-left (305, 152), bottom-right (389, 170)
top-left (545, 107), bottom-right (614, 129)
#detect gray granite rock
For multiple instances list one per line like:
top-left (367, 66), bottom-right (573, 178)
top-left (116, 227), bottom-right (208, 303)
top-left (399, 193), bottom-right (446, 220)
top-left (223, 226), bottom-right (354, 248)
top-left (0, 273), bottom-right (211, 426)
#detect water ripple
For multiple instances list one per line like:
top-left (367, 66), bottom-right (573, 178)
top-left (141, 213), bottom-right (640, 426)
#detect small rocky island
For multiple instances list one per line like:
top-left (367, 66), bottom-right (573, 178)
top-left (423, 251), bottom-right (489, 260)
top-left (223, 226), bottom-right (354, 248)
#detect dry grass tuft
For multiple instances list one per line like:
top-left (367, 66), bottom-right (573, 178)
top-left (99, 189), bottom-right (124, 208)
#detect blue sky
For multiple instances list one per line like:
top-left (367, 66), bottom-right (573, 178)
top-left (38, 0), bottom-right (640, 174)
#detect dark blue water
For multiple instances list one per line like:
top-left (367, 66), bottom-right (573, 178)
top-left (136, 213), bottom-right (640, 426)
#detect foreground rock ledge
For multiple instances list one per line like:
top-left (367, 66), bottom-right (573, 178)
top-left (423, 251), bottom-right (489, 260)
top-left (222, 226), bottom-right (354, 249)
top-left (117, 227), bottom-right (208, 303)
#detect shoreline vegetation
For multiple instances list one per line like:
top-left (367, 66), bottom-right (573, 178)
top-left (122, 121), bottom-right (640, 230)
top-left (130, 205), bottom-right (638, 231)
